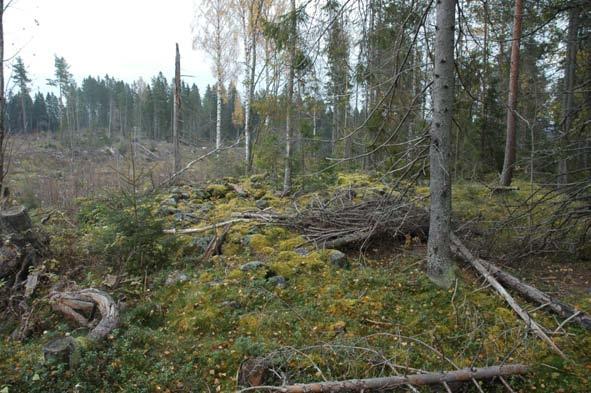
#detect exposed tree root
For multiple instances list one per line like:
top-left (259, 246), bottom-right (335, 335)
top-left (44, 288), bottom-right (119, 366)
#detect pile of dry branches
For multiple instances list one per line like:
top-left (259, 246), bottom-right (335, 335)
top-left (286, 193), bottom-right (428, 249)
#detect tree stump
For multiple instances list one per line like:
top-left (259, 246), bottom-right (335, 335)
top-left (43, 336), bottom-right (79, 368)
top-left (0, 206), bottom-right (32, 234)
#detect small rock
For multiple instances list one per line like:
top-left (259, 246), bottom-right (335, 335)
top-left (160, 206), bottom-right (180, 215)
top-left (221, 300), bottom-right (242, 309)
top-left (193, 189), bottom-right (208, 200)
top-left (240, 261), bottom-right (267, 271)
top-left (103, 274), bottom-right (118, 288)
top-left (267, 275), bottom-right (287, 288)
top-left (294, 247), bottom-right (310, 256)
top-left (198, 202), bottom-right (214, 214)
top-left (255, 199), bottom-right (269, 210)
top-left (174, 212), bottom-right (201, 223)
top-left (328, 250), bottom-right (349, 269)
top-left (162, 197), bottom-right (177, 206)
top-left (165, 271), bottom-right (189, 286)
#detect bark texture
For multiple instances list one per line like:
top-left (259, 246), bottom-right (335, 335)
top-left (500, 0), bottom-right (524, 186)
top-left (427, 0), bottom-right (455, 288)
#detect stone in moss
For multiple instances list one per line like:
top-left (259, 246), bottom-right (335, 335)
top-left (240, 261), bottom-right (267, 271)
top-left (255, 199), bottom-right (269, 210)
top-left (328, 250), bottom-right (349, 269)
top-left (206, 184), bottom-right (230, 199)
top-left (267, 275), bottom-right (287, 289)
top-left (165, 271), bottom-right (190, 286)
top-left (294, 247), bottom-right (310, 256)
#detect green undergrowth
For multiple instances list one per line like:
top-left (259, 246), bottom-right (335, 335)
top-left (1, 173), bottom-right (590, 392)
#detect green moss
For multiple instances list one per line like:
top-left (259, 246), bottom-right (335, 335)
top-left (3, 174), bottom-right (591, 392)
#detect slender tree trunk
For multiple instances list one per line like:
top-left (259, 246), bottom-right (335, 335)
top-left (216, 79), bottom-right (222, 150)
top-left (427, 0), bottom-right (456, 288)
top-left (173, 44), bottom-right (182, 175)
top-left (557, 7), bottom-right (578, 187)
top-left (108, 98), bottom-right (113, 140)
top-left (500, 0), bottom-right (524, 187)
top-left (331, 92), bottom-right (338, 155)
top-left (244, 29), bottom-right (257, 172)
top-left (283, 0), bottom-right (296, 194)
top-left (20, 95), bottom-right (27, 133)
top-left (0, 0), bottom-right (4, 192)
top-left (480, 0), bottom-right (489, 170)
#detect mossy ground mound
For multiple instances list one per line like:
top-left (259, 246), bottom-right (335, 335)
top-left (1, 173), bottom-right (590, 392)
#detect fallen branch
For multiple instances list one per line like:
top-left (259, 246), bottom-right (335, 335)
top-left (469, 255), bottom-right (591, 331)
top-left (164, 218), bottom-right (252, 234)
top-left (450, 233), bottom-right (566, 358)
top-left (238, 364), bottom-right (529, 393)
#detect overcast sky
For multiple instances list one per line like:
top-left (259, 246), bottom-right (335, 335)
top-left (4, 0), bottom-right (215, 94)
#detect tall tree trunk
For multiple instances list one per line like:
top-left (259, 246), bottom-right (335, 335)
top-left (21, 95), bottom-right (27, 133)
top-left (479, 0), bottom-right (489, 170)
top-left (331, 92), bottom-right (338, 155)
top-left (244, 29), bottom-right (257, 173)
top-left (216, 80), bottom-right (222, 150)
top-left (427, 0), bottom-right (456, 288)
top-left (108, 98), bottom-right (113, 140)
top-left (500, 0), bottom-right (524, 187)
top-left (557, 7), bottom-right (578, 187)
top-left (173, 43), bottom-right (182, 175)
top-left (283, 0), bottom-right (296, 194)
top-left (0, 0), bottom-right (4, 192)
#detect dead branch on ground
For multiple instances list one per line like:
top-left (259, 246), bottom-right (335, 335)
top-left (237, 364), bottom-right (529, 393)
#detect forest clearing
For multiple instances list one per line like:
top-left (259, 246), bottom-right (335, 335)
top-left (1, 0), bottom-right (591, 392)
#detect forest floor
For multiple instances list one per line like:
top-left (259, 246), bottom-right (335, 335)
top-left (1, 137), bottom-right (590, 392)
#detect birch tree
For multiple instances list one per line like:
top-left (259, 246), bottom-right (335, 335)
top-left (194, 0), bottom-right (238, 150)
top-left (235, 0), bottom-right (266, 171)
top-left (427, 0), bottom-right (456, 288)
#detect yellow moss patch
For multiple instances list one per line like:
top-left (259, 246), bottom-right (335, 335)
top-left (278, 236), bottom-right (305, 251)
top-left (248, 234), bottom-right (272, 254)
top-left (238, 314), bottom-right (261, 333)
top-left (206, 183), bottom-right (231, 198)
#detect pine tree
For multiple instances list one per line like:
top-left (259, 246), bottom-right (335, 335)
top-left (12, 57), bottom-right (32, 133)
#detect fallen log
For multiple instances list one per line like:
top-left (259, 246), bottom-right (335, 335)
top-left (478, 256), bottom-right (591, 331)
top-left (44, 288), bottom-right (119, 366)
top-left (450, 233), bottom-right (566, 358)
top-left (238, 364), bottom-right (529, 393)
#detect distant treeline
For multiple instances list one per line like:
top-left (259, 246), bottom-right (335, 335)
top-left (7, 73), bottom-right (237, 143)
